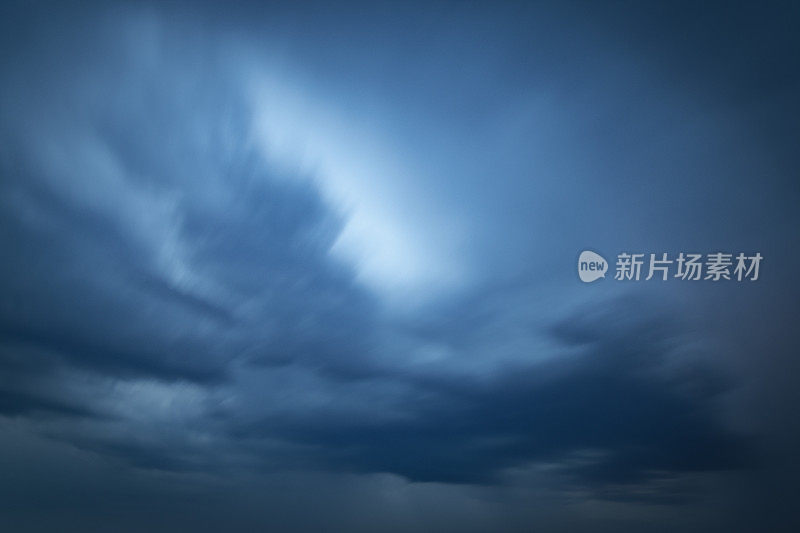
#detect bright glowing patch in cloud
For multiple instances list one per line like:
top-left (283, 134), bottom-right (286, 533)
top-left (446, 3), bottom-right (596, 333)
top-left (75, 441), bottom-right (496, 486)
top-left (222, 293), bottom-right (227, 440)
top-left (247, 72), bottom-right (468, 304)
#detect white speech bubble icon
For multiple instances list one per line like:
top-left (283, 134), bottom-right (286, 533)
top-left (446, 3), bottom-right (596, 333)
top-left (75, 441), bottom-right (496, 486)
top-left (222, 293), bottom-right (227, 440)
top-left (578, 250), bottom-right (608, 282)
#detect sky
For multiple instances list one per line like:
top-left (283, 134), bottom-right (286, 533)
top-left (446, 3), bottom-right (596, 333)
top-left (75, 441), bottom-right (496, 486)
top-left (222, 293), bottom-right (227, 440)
top-left (0, 1), bottom-right (799, 531)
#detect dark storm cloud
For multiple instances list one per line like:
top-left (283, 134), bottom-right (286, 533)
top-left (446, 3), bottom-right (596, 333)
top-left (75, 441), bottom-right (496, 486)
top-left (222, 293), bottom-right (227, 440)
top-left (0, 11), bottom-right (373, 383)
top-left (0, 23), bottom-right (748, 494)
top-left (0, 388), bottom-right (94, 418)
top-left (0, 4), bottom-right (383, 445)
top-left (0, 1), bottom-right (798, 532)
top-left (227, 294), bottom-right (748, 496)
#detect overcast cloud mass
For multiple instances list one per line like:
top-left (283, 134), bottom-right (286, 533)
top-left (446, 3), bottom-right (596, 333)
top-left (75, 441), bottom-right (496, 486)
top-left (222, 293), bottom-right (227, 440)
top-left (1, 1), bottom-right (799, 531)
